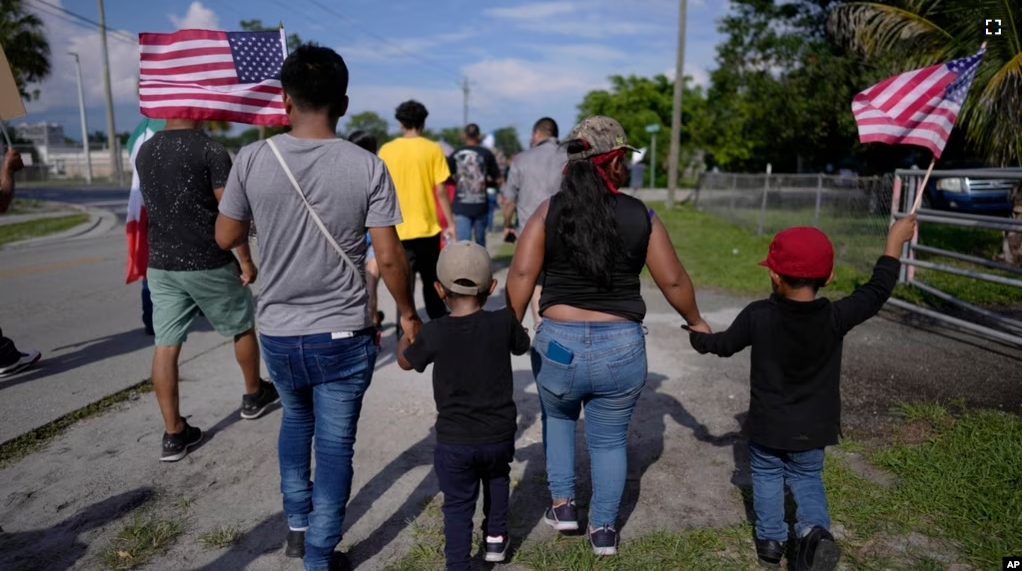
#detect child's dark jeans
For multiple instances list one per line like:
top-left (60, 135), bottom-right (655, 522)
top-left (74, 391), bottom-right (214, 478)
top-left (434, 439), bottom-right (515, 571)
top-left (748, 442), bottom-right (832, 542)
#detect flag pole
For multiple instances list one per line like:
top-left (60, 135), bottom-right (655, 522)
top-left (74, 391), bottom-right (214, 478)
top-left (910, 157), bottom-right (936, 213)
top-left (0, 121), bottom-right (12, 148)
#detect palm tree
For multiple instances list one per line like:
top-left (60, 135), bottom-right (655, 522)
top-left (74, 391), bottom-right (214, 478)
top-left (0, 0), bottom-right (51, 100)
top-left (828, 0), bottom-right (1022, 167)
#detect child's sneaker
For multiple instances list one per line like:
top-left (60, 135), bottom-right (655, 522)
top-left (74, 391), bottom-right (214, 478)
top-left (588, 525), bottom-right (618, 556)
top-left (755, 538), bottom-right (785, 568)
top-left (543, 500), bottom-right (579, 531)
top-left (160, 420), bottom-right (203, 462)
top-left (796, 527), bottom-right (840, 571)
top-left (484, 535), bottom-right (509, 562)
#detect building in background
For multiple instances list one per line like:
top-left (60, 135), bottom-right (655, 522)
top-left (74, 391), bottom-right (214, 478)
top-left (15, 122), bottom-right (67, 149)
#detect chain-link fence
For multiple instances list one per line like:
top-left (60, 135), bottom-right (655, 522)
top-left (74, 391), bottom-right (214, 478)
top-left (694, 172), bottom-right (895, 274)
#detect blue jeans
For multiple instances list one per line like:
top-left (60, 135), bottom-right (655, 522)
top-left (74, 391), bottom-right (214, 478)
top-left (260, 331), bottom-right (378, 571)
top-left (487, 190), bottom-right (498, 230)
top-left (454, 214), bottom-right (487, 247)
top-left (748, 443), bottom-right (831, 542)
top-left (530, 319), bottom-right (647, 529)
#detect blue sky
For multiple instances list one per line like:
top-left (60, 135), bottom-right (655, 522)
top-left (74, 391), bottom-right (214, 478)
top-left (24, 0), bottom-right (731, 143)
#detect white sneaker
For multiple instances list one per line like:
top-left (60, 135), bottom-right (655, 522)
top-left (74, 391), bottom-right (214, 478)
top-left (484, 535), bottom-right (509, 562)
top-left (0, 350), bottom-right (41, 378)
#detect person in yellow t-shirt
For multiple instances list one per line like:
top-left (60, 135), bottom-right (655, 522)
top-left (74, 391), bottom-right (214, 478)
top-left (379, 100), bottom-right (456, 323)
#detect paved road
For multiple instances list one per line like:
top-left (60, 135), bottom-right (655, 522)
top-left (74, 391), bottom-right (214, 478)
top-left (0, 186), bottom-right (230, 444)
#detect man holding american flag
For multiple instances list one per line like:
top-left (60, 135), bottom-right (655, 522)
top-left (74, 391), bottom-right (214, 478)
top-left (135, 28), bottom-right (292, 462)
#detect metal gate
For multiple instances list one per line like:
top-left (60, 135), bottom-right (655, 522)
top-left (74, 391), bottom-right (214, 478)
top-left (890, 168), bottom-right (1022, 346)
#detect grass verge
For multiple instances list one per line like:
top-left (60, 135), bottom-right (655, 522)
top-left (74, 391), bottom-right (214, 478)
top-left (0, 379), bottom-right (153, 467)
top-left (198, 525), bottom-right (243, 550)
top-left (654, 203), bottom-right (1020, 307)
top-left (100, 513), bottom-right (183, 570)
top-left (383, 496), bottom-right (446, 571)
top-left (0, 213), bottom-right (89, 247)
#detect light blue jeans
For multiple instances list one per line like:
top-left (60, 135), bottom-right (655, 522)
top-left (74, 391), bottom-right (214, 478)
top-left (748, 443), bottom-right (831, 541)
top-left (454, 214), bottom-right (487, 247)
top-left (530, 319), bottom-right (647, 529)
top-left (260, 331), bottom-right (378, 571)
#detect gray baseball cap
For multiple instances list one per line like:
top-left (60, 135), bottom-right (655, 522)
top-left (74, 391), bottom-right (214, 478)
top-left (437, 241), bottom-right (493, 295)
top-left (567, 116), bottom-right (638, 161)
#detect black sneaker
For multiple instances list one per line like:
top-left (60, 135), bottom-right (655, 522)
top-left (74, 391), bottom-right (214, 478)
top-left (543, 500), bottom-right (579, 531)
top-left (241, 380), bottom-right (280, 420)
top-left (796, 527), bottom-right (841, 571)
top-left (160, 420), bottom-right (203, 462)
top-left (0, 350), bottom-right (41, 378)
top-left (756, 538), bottom-right (786, 568)
top-left (284, 529), bottom-right (304, 558)
top-left (588, 525), bottom-right (618, 556)
top-left (484, 535), bottom-right (509, 562)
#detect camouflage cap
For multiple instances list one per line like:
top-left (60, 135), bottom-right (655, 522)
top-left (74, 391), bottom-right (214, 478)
top-left (567, 116), bottom-right (638, 161)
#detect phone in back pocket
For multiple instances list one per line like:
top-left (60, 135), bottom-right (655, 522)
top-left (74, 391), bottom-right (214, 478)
top-left (545, 340), bottom-right (574, 365)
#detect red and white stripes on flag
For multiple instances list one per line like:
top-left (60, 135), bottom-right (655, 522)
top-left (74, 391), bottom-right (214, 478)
top-left (852, 49), bottom-right (985, 158)
top-left (138, 29), bottom-right (289, 126)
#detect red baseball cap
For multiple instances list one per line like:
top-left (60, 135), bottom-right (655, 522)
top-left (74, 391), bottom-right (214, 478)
top-left (759, 227), bottom-right (835, 279)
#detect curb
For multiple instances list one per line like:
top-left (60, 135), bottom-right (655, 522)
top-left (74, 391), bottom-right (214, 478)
top-left (3, 201), bottom-right (118, 249)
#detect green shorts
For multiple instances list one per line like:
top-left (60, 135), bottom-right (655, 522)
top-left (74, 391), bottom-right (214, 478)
top-left (147, 262), bottom-right (255, 347)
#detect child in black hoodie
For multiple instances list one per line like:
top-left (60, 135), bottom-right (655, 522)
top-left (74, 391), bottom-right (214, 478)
top-left (686, 215), bottom-right (917, 571)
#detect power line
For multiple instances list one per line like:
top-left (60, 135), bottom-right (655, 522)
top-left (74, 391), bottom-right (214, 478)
top-left (291, 0), bottom-right (465, 82)
top-left (29, 0), bottom-right (137, 44)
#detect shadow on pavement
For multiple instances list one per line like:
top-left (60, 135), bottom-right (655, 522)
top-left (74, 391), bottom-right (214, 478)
top-left (0, 488), bottom-right (155, 571)
top-left (618, 373), bottom-right (743, 530)
top-left (0, 320), bottom-right (214, 392)
top-left (187, 511), bottom-right (287, 571)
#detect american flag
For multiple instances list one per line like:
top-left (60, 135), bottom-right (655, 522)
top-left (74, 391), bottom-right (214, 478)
top-left (852, 48), bottom-right (985, 158)
top-left (138, 29), bottom-right (289, 126)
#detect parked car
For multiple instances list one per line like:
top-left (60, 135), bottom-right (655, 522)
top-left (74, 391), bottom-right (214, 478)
top-left (924, 169), bottom-right (1018, 217)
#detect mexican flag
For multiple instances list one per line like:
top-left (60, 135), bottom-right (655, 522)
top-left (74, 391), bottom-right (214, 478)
top-left (125, 118), bottom-right (165, 284)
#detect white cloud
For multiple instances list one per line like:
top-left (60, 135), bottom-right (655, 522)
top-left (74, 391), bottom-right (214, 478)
top-left (485, 1), bottom-right (663, 38)
top-left (169, 1), bottom-right (220, 30)
top-left (665, 64), bottom-right (711, 88)
top-left (24, 1), bottom-right (222, 124)
top-left (335, 30), bottom-right (477, 65)
top-left (485, 2), bottom-right (577, 20)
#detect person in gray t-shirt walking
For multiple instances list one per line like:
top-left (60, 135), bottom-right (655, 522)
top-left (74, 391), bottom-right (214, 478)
top-left (216, 45), bottom-right (421, 571)
top-left (501, 117), bottom-right (567, 326)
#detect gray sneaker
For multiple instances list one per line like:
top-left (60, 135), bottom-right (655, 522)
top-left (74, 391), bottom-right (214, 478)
top-left (589, 525), bottom-right (618, 556)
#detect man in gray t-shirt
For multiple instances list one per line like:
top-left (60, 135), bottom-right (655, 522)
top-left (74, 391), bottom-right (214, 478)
top-left (215, 45), bottom-right (420, 571)
top-left (501, 117), bottom-right (566, 326)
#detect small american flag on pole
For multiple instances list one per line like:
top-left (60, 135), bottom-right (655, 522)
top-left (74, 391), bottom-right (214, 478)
top-left (852, 48), bottom-right (985, 158)
top-left (138, 29), bottom-right (289, 126)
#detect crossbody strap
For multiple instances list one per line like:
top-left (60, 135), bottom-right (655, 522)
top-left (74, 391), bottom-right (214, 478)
top-left (265, 138), bottom-right (363, 285)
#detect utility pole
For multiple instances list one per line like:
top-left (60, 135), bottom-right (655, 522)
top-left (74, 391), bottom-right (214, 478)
top-left (666, 0), bottom-right (688, 209)
top-left (97, 0), bottom-right (122, 186)
top-left (460, 77), bottom-right (470, 126)
top-left (70, 53), bottom-right (93, 185)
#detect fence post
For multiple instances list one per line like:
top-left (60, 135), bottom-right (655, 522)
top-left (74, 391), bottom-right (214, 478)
top-left (757, 164), bottom-right (771, 236)
top-left (813, 174), bottom-right (823, 228)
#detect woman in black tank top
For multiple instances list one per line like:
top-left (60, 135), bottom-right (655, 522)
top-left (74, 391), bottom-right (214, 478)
top-left (505, 116), bottom-right (711, 556)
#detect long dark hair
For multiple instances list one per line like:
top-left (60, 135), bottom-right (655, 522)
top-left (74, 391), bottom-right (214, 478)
top-left (556, 139), bottom-right (623, 289)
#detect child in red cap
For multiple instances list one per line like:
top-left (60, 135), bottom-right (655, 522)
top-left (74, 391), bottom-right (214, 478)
top-left (686, 215), bottom-right (917, 571)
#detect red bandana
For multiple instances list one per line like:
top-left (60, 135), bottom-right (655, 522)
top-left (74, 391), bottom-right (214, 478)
top-left (564, 147), bottom-right (627, 194)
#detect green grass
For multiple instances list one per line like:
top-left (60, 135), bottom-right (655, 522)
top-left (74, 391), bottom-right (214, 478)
top-left (655, 203), bottom-right (1021, 307)
top-left (0, 213), bottom-right (89, 246)
top-left (870, 405), bottom-right (1022, 569)
top-left (514, 527), bottom-right (756, 571)
top-left (383, 496), bottom-right (446, 571)
top-left (100, 513), bottom-right (184, 570)
top-left (198, 525), bottom-right (243, 549)
top-left (0, 379), bottom-right (153, 467)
